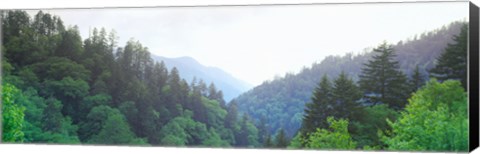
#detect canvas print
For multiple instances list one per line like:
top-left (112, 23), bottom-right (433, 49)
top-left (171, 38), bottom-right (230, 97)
top-left (0, 1), bottom-right (472, 152)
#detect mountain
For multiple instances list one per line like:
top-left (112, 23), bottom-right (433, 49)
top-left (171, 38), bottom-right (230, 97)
top-left (235, 21), bottom-right (466, 137)
top-left (151, 55), bottom-right (253, 101)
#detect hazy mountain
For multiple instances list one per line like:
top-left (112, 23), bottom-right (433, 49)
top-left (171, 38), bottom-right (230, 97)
top-left (235, 21), bottom-right (466, 137)
top-left (151, 55), bottom-right (253, 101)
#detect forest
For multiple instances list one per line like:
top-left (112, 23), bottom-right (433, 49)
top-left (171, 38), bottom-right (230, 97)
top-left (1, 10), bottom-right (262, 147)
top-left (1, 10), bottom-right (469, 152)
top-left (235, 21), bottom-right (467, 141)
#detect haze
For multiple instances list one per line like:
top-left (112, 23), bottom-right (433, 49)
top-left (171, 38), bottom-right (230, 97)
top-left (29, 2), bottom-right (468, 86)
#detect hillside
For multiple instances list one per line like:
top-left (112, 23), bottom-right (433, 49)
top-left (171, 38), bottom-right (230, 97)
top-left (1, 10), bottom-right (261, 148)
top-left (235, 21), bottom-right (466, 137)
top-left (151, 55), bottom-right (253, 101)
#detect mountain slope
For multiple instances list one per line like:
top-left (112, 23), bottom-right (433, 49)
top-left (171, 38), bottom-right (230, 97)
top-left (235, 21), bottom-right (466, 137)
top-left (151, 55), bottom-right (252, 101)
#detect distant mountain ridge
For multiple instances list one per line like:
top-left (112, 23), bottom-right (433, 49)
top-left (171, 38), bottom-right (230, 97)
top-left (151, 55), bottom-right (253, 101)
top-left (235, 21), bottom-right (466, 137)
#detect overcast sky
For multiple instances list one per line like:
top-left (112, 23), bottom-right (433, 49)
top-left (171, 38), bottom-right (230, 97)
top-left (29, 2), bottom-right (468, 86)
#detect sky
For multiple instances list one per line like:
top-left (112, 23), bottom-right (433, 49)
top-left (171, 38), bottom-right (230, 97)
top-left (28, 2), bottom-right (468, 86)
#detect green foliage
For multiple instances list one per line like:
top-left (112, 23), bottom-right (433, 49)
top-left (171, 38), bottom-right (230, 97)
top-left (287, 133), bottom-right (305, 149)
top-left (82, 105), bottom-right (145, 145)
top-left (359, 42), bottom-right (409, 110)
top-left (274, 128), bottom-right (289, 148)
top-left (409, 65), bottom-right (425, 93)
top-left (382, 79), bottom-right (468, 152)
top-left (235, 21), bottom-right (466, 140)
top-left (2, 10), bottom-right (245, 148)
top-left (350, 104), bottom-right (399, 148)
top-left (9, 86), bottom-right (81, 144)
top-left (430, 24), bottom-right (468, 90)
top-left (88, 110), bottom-right (147, 145)
top-left (159, 110), bottom-right (218, 146)
top-left (3, 10), bottom-right (468, 151)
top-left (29, 57), bottom-right (91, 82)
top-left (301, 75), bottom-right (332, 135)
top-left (263, 134), bottom-right (274, 148)
top-left (245, 120), bottom-right (260, 147)
top-left (40, 116), bottom-right (80, 144)
top-left (2, 83), bottom-right (26, 142)
top-left (301, 72), bottom-right (362, 137)
top-left (202, 128), bottom-right (230, 147)
top-left (202, 97), bottom-right (227, 128)
top-left (304, 117), bottom-right (356, 150)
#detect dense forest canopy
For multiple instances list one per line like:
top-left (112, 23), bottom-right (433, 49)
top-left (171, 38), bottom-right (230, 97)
top-left (235, 21), bottom-right (466, 138)
top-left (1, 10), bottom-right (261, 147)
top-left (1, 10), bottom-right (468, 152)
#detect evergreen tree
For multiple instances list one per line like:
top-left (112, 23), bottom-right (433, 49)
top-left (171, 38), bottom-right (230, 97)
top-left (275, 128), bottom-right (289, 148)
top-left (301, 75), bottom-right (332, 135)
top-left (409, 65), bottom-right (425, 93)
top-left (331, 72), bottom-right (363, 122)
top-left (208, 82), bottom-right (218, 100)
top-left (430, 24), bottom-right (468, 90)
top-left (257, 116), bottom-right (269, 144)
top-left (359, 42), bottom-right (409, 110)
top-left (88, 108), bottom-right (147, 145)
top-left (263, 134), bottom-right (273, 148)
top-left (166, 67), bottom-right (182, 116)
top-left (224, 99), bottom-right (238, 129)
top-left (236, 113), bottom-right (250, 147)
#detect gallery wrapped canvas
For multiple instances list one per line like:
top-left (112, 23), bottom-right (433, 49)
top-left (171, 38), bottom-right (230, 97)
top-left (1, 0), bottom-right (478, 153)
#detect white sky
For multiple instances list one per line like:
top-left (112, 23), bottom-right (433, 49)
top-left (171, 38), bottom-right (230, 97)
top-left (29, 2), bottom-right (468, 86)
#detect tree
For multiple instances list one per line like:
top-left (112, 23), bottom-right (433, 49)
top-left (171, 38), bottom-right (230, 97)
top-left (2, 83), bottom-right (26, 142)
top-left (236, 114), bottom-right (250, 147)
top-left (159, 110), bottom-right (211, 146)
top-left (359, 42), bottom-right (409, 110)
top-left (263, 134), bottom-right (273, 148)
top-left (41, 97), bottom-right (64, 132)
top-left (382, 79), bottom-right (468, 152)
top-left (331, 71), bottom-right (363, 121)
top-left (256, 116), bottom-right (269, 144)
top-left (287, 133), bottom-right (304, 149)
top-left (430, 24), bottom-right (468, 90)
top-left (224, 99), bottom-right (238, 130)
top-left (202, 128), bottom-right (230, 147)
top-left (350, 104), bottom-right (399, 149)
top-left (301, 75), bottom-right (332, 135)
top-left (409, 65), bottom-right (425, 93)
top-left (165, 67), bottom-right (183, 117)
top-left (275, 128), bottom-right (289, 148)
top-left (301, 72), bottom-right (362, 137)
top-left (81, 105), bottom-right (146, 145)
top-left (208, 82), bottom-right (218, 100)
top-left (304, 117), bottom-right (356, 150)
top-left (79, 105), bottom-right (117, 142)
top-left (88, 110), bottom-right (147, 145)
top-left (55, 26), bottom-right (83, 62)
top-left (43, 77), bottom-right (89, 123)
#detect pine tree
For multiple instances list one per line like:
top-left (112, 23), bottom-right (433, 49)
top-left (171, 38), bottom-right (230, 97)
top-left (166, 67), bottom-right (182, 116)
top-left (275, 128), bottom-right (289, 148)
top-left (409, 65), bottom-right (425, 93)
top-left (236, 113), bottom-right (250, 147)
top-left (257, 116), bottom-right (269, 144)
top-left (224, 99), bottom-right (238, 130)
top-left (430, 23), bottom-right (468, 90)
top-left (263, 134), bottom-right (273, 148)
top-left (331, 71), bottom-right (363, 122)
top-left (358, 42), bottom-right (409, 110)
top-left (301, 75), bottom-right (332, 136)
